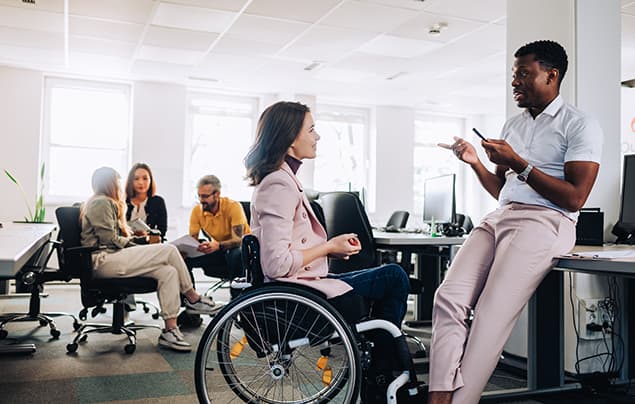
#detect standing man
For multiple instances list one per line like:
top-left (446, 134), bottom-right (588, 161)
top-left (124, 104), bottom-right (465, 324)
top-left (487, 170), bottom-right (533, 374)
top-left (181, 175), bottom-right (249, 323)
top-left (429, 40), bottom-right (603, 404)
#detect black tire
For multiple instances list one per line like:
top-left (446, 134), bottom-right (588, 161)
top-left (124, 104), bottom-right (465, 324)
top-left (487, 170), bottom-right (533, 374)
top-left (67, 343), bottom-right (78, 353)
top-left (195, 285), bottom-right (361, 404)
top-left (124, 344), bottom-right (136, 354)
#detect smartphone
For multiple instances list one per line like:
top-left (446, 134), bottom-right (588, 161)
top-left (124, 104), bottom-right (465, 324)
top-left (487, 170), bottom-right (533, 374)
top-left (472, 128), bottom-right (488, 142)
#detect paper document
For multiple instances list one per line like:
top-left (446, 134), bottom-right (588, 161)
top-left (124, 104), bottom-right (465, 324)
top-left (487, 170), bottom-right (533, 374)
top-left (563, 249), bottom-right (635, 260)
top-left (170, 234), bottom-right (204, 258)
top-left (128, 218), bottom-right (151, 233)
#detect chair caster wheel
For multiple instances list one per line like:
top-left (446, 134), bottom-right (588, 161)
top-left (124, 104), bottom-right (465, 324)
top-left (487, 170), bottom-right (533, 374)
top-left (152, 313), bottom-right (159, 320)
top-left (0, 329), bottom-right (7, 339)
top-left (143, 306), bottom-right (150, 313)
top-left (124, 344), bottom-right (136, 354)
top-left (79, 334), bottom-right (88, 343)
top-left (50, 329), bottom-right (61, 339)
top-left (73, 322), bottom-right (81, 331)
top-left (67, 343), bottom-right (78, 353)
top-left (39, 319), bottom-right (48, 327)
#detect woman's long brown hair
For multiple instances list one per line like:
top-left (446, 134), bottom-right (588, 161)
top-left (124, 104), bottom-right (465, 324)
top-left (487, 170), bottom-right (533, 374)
top-left (83, 166), bottom-right (129, 236)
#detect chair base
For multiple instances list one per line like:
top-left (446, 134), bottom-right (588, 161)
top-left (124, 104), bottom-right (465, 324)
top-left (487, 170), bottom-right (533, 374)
top-left (0, 311), bottom-right (80, 340)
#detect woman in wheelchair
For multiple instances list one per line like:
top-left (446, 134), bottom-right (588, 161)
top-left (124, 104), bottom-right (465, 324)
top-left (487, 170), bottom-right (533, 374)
top-left (81, 167), bottom-right (219, 352)
top-left (190, 101), bottom-right (420, 404)
top-left (244, 101), bottom-right (410, 329)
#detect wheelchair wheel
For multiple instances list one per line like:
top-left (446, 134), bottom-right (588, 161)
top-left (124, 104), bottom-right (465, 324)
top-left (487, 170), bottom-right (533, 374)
top-left (195, 285), bottom-right (361, 403)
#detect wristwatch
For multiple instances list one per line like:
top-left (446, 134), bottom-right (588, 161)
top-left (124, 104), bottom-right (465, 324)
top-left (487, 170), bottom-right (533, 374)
top-left (517, 163), bottom-right (533, 182)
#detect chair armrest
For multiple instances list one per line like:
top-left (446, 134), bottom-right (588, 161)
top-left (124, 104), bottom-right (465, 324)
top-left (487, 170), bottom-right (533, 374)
top-left (63, 245), bottom-right (105, 279)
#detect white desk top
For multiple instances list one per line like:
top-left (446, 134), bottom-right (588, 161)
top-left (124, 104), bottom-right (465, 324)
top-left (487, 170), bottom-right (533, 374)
top-left (554, 244), bottom-right (635, 276)
top-left (0, 222), bottom-right (57, 277)
top-left (373, 230), bottom-right (466, 246)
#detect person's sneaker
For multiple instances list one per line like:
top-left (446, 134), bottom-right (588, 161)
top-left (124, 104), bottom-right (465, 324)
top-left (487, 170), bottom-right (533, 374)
top-left (184, 295), bottom-right (223, 315)
top-left (158, 327), bottom-right (192, 352)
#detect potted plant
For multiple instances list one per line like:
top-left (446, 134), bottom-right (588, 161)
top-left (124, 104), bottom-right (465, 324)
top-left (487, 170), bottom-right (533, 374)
top-left (4, 163), bottom-right (47, 223)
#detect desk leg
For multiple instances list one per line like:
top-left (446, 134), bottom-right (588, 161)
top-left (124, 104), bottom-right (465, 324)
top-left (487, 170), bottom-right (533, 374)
top-left (415, 252), bottom-right (443, 323)
top-left (628, 278), bottom-right (634, 381)
top-left (528, 270), bottom-right (564, 390)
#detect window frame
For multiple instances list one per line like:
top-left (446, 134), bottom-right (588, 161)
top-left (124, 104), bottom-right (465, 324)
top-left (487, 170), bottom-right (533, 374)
top-left (41, 76), bottom-right (132, 204)
top-left (182, 91), bottom-right (259, 207)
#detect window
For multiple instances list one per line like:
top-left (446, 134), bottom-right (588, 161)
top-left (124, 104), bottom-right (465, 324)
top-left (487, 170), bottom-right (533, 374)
top-left (42, 77), bottom-right (131, 202)
top-left (183, 93), bottom-right (258, 206)
top-left (314, 105), bottom-right (369, 196)
top-left (413, 114), bottom-right (465, 215)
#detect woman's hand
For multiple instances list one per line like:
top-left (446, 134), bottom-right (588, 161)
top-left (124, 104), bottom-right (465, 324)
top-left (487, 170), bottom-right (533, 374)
top-left (327, 233), bottom-right (362, 260)
top-left (133, 230), bottom-right (148, 236)
top-left (439, 136), bottom-right (480, 166)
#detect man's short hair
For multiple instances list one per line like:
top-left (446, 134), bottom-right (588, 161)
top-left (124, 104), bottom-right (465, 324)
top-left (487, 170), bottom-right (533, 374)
top-left (197, 175), bottom-right (221, 190)
top-left (514, 40), bottom-right (568, 86)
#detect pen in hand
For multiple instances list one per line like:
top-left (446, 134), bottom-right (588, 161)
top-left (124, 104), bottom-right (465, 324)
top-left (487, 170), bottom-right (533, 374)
top-left (472, 128), bottom-right (488, 142)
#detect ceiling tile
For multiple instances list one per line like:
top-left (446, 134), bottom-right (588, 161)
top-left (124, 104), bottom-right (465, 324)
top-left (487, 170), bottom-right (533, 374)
top-left (0, 43), bottom-right (64, 66)
top-left (144, 26), bottom-right (218, 51)
top-left (623, 14), bottom-right (635, 45)
top-left (357, 34), bottom-right (442, 58)
top-left (320, 0), bottom-right (418, 33)
top-left (314, 66), bottom-right (376, 83)
top-left (212, 35), bottom-right (281, 56)
top-left (194, 53), bottom-right (270, 79)
top-left (68, 52), bottom-right (131, 77)
top-left (361, 0), bottom-right (429, 11)
top-left (70, 16), bottom-right (144, 43)
top-left (69, 0), bottom-right (155, 24)
top-left (226, 14), bottom-right (309, 45)
top-left (70, 36), bottom-right (136, 59)
top-left (0, 26), bottom-right (63, 50)
top-left (0, 5), bottom-right (63, 32)
top-left (390, 12), bottom-right (485, 42)
top-left (152, 2), bottom-right (236, 33)
top-left (423, 0), bottom-right (506, 23)
top-left (0, 0), bottom-right (63, 12)
top-left (334, 52), bottom-right (412, 76)
top-left (165, 0), bottom-right (249, 12)
top-left (245, 0), bottom-right (341, 23)
top-left (279, 25), bottom-right (379, 62)
top-left (138, 45), bottom-right (206, 65)
top-left (132, 59), bottom-right (192, 79)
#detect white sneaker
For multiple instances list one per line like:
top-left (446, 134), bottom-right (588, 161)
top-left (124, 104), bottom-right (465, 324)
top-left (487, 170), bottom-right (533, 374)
top-left (158, 327), bottom-right (192, 352)
top-left (184, 295), bottom-right (223, 315)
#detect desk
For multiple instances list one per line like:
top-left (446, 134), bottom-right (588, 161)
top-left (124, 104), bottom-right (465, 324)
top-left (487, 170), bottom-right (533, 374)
top-left (482, 244), bottom-right (635, 401)
top-left (373, 231), bottom-right (465, 322)
top-left (0, 222), bottom-right (57, 354)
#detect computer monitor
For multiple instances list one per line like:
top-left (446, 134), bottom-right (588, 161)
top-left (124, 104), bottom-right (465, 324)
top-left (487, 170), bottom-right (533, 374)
top-left (613, 154), bottom-right (635, 243)
top-left (423, 174), bottom-right (456, 225)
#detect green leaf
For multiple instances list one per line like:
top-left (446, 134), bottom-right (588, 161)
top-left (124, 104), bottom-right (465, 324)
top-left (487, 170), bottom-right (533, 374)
top-left (39, 162), bottom-right (45, 181)
top-left (4, 169), bottom-right (18, 185)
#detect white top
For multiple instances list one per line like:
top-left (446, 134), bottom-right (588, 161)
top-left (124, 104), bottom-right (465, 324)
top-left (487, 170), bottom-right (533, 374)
top-left (129, 198), bottom-right (147, 222)
top-left (497, 95), bottom-right (603, 221)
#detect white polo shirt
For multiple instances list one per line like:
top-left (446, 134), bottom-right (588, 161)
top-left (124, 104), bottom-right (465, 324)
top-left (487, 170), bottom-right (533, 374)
top-left (497, 95), bottom-right (603, 221)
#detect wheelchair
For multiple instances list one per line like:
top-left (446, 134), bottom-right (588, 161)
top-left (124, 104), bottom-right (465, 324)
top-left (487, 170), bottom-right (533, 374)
top-left (194, 235), bottom-right (424, 403)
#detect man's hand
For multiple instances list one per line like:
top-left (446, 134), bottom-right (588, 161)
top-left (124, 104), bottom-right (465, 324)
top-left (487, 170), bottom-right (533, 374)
top-left (438, 136), bottom-right (480, 166)
top-left (198, 240), bottom-right (220, 254)
top-left (481, 139), bottom-right (526, 171)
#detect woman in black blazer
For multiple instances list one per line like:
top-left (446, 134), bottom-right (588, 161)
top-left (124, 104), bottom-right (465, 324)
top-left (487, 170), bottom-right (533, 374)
top-left (125, 162), bottom-right (168, 239)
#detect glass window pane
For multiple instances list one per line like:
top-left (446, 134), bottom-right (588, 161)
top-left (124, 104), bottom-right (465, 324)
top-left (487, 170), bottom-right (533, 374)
top-left (50, 87), bottom-right (129, 149)
top-left (188, 114), bottom-right (254, 204)
top-left (48, 146), bottom-right (127, 198)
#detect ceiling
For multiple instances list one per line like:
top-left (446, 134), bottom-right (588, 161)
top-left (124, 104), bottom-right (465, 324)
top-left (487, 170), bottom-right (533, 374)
top-left (0, 0), bottom-right (634, 115)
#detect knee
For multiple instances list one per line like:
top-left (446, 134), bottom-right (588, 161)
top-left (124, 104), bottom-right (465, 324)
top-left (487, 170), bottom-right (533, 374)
top-left (384, 263), bottom-right (409, 294)
top-left (433, 283), bottom-right (469, 320)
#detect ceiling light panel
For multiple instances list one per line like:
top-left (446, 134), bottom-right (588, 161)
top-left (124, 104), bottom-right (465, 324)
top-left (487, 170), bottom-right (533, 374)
top-left (212, 35), bottom-right (282, 56)
top-left (152, 2), bottom-right (236, 33)
top-left (357, 34), bottom-right (441, 58)
top-left (226, 14), bottom-right (309, 45)
top-left (320, 0), bottom-right (418, 33)
top-left (144, 26), bottom-right (218, 51)
top-left (69, 0), bottom-right (155, 24)
top-left (245, 0), bottom-right (342, 23)
top-left (424, 0), bottom-right (506, 22)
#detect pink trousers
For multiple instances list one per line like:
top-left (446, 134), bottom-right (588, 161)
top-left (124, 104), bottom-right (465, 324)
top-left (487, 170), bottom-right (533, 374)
top-left (428, 203), bottom-right (576, 403)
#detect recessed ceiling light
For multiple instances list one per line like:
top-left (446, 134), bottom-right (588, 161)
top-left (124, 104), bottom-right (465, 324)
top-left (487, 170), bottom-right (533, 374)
top-left (429, 22), bottom-right (448, 37)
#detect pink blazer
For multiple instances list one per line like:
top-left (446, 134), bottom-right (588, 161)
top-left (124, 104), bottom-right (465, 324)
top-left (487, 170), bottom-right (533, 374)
top-left (250, 163), bottom-right (352, 299)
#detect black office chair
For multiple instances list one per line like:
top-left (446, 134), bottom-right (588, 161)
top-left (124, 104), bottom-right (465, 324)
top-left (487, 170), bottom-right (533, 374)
top-left (0, 233), bottom-right (80, 341)
top-left (387, 210), bottom-right (410, 229)
top-left (55, 206), bottom-right (161, 354)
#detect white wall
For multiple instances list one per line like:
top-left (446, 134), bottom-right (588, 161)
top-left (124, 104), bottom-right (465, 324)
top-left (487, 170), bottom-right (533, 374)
top-left (373, 106), bottom-right (415, 225)
top-left (0, 66), bottom-right (43, 223)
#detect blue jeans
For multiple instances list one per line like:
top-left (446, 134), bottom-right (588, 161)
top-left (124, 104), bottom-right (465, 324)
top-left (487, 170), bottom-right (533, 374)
top-left (328, 263), bottom-right (409, 327)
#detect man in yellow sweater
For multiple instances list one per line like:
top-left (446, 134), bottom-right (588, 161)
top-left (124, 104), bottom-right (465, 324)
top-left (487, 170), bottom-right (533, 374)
top-left (180, 175), bottom-right (250, 325)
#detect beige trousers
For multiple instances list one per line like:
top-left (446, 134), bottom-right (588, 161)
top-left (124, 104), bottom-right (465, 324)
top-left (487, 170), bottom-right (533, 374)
top-left (93, 244), bottom-right (193, 319)
top-left (428, 203), bottom-right (576, 403)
